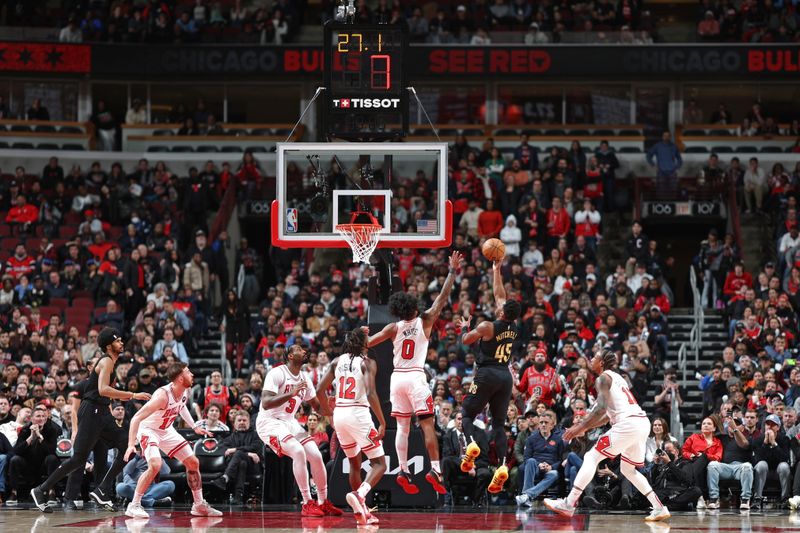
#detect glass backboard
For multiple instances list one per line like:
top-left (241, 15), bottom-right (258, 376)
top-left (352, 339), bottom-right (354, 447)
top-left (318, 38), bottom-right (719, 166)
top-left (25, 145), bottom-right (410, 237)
top-left (271, 142), bottom-right (451, 249)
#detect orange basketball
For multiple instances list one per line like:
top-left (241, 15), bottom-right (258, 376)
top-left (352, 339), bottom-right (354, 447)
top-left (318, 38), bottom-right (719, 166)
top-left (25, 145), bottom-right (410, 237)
top-left (482, 238), bottom-right (506, 262)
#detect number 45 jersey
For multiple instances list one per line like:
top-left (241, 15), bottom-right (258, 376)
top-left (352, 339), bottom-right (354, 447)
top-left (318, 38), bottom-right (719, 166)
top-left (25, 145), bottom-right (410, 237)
top-left (478, 319), bottom-right (518, 367)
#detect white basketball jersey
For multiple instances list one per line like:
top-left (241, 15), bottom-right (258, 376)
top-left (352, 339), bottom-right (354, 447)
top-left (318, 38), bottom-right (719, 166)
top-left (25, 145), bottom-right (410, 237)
top-left (334, 353), bottom-right (369, 408)
top-left (603, 370), bottom-right (645, 425)
top-left (258, 365), bottom-right (314, 422)
top-left (392, 316), bottom-right (428, 370)
top-left (141, 384), bottom-right (189, 431)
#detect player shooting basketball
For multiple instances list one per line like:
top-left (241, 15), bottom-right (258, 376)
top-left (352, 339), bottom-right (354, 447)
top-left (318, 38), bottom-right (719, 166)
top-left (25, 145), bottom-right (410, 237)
top-left (544, 348), bottom-right (670, 522)
top-left (366, 250), bottom-right (462, 495)
top-left (456, 260), bottom-right (519, 494)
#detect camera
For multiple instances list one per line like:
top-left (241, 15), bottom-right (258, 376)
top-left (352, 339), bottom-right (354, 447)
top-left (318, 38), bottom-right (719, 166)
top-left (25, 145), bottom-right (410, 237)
top-left (655, 448), bottom-right (665, 457)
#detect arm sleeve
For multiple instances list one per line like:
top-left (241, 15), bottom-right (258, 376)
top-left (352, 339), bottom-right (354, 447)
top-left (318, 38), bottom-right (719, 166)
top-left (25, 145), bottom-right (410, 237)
top-left (180, 404), bottom-right (197, 428)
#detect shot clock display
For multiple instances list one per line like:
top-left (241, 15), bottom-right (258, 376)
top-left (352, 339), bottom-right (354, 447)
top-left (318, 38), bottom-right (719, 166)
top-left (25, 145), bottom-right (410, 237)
top-left (323, 22), bottom-right (408, 140)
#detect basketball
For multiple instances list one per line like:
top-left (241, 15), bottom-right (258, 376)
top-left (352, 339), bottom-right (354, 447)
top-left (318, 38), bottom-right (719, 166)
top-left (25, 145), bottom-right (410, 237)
top-left (482, 238), bottom-right (506, 262)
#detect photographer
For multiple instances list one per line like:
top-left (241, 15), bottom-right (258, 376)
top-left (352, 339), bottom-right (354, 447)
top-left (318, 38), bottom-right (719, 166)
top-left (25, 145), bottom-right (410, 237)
top-left (580, 457), bottom-right (623, 510)
top-left (653, 368), bottom-right (684, 422)
top-left (648, 441), bottom-right (702, 511)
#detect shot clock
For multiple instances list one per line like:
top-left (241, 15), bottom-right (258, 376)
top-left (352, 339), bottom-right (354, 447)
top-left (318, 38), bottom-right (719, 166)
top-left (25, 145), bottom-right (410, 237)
top-left (323, 21), bottom-right (408, 140)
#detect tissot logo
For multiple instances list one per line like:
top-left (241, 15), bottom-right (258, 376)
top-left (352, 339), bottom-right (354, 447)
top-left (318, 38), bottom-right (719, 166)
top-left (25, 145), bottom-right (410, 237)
top-left (332, 98), bottom-right (400, 109)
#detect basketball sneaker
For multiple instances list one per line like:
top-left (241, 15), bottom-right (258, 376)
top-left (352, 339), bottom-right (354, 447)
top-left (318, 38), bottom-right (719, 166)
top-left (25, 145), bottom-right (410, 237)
top-left (543, 497), bottom-right (576, 518)
top-left (644, 507), bottom-right (671, 522)
top-left (320, 499), bottom-right (343, 516)
top-left (30, 486), bottom-right (52, 513)
top-left (789, 495), bottom-right (800, 510)
top-left (125, 502), bottom-right (150, 519)
top-left (191, 500), bottom-right (223, 517)
top-left (89, 487), bottom-right (115, 511)
top-left (460, 441), bottom-right (481, 472)
top-left (396, 471), bottom-right (419, 494)
top-left (487, 464), bottom-right (509, 494)
top-left (347, 491), bottom-right (368, 524)
top-left (301, 500), bottom-right (325, 517)
top-left (425, 469), bottom-right (447, 494)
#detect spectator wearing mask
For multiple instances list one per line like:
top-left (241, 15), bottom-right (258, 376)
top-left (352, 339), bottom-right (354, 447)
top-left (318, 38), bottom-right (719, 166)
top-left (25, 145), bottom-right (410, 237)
top-left (213, 411), bottom-right (262, 504)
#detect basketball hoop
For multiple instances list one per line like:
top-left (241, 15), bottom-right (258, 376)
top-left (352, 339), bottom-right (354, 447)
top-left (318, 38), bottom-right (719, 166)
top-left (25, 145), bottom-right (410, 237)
top-left (336, 211), bottom-right (382, 264)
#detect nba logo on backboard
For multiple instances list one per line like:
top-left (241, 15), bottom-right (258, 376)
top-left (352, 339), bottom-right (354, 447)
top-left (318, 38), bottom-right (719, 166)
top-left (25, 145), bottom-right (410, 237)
top-left (286, 208), bottom-right (298, 233)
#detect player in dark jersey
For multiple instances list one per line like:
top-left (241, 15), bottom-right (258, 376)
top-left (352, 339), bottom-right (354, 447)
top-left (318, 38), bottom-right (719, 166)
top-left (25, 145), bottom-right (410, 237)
top-left (456, 261), bottom-right (520, 494)
top-left (31, 328), bottom-right (152, 513)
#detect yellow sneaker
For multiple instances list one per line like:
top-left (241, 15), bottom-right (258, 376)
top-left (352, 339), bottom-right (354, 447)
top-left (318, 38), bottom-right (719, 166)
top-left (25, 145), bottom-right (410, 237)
top-left (487, 464), bottom-right (509, 494)
top-left (460, 441), bottom-right (481, 472)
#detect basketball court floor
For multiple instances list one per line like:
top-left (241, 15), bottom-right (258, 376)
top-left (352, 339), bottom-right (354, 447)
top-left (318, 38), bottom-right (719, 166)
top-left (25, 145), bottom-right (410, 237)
top-left (2, 505), bottom-right (800, 532)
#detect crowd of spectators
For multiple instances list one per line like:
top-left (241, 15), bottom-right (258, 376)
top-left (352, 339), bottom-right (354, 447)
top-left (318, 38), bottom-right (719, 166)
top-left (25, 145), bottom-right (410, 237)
top-left (56, 0), bottom-right (301, 45)
top-left (696, 0), bottom-right (800, 42)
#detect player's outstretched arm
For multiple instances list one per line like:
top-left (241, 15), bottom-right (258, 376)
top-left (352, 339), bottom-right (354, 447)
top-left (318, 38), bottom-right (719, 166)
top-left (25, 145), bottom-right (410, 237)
top-left (422, 251), bottom-right (462, 331)
top-left (314, 358), bottom-right (338, 418)
top-left (563, 373), bottom-right (610, 441)
top-left (364, 358), bottom-right (386, 439)
top-left (124, 389), bottom-right (166, 461)
top-left (457, 315), bottom-right (492, 345)
top-left (98, 358), bottom-right (151, 402)
top-left (491, 260), bottom-right (506, 309)
top-left (366, 322), bottom-right (397, 348)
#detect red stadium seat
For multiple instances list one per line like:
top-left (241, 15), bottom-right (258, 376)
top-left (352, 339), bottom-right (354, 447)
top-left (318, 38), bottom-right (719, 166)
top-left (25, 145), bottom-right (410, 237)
top-left (38, 306), bottom-right (61, 320)
top-left (71, 290), bottom-right (92, 300)
top-left (2, 237), bottom-right (20, 250)
top-left (0, 225), bottom-right (9, 237)
top-left (63, 212), bottom-right (82, 225)
top-left (50, 298), bottom-right (69, 310)
top-left (72, 298), bottom-right (95, 309)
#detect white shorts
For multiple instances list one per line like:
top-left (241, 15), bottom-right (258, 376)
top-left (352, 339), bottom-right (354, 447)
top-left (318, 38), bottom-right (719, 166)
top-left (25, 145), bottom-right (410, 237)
top-left (334, 406), bottom-right (384, 460)
top-left (390, 370), bottom-right (433, 418)
top-left (256, 416), bottom-right (309, 455)
top-left (138, 426), bottom-right (193, 462)
top-left (594, 414), bottom-right (650, 467)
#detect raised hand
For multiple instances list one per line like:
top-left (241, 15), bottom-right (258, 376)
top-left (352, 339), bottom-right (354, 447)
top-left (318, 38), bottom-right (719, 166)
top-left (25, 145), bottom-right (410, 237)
top-left (457, 314), bottom-right (471, 331)
top-left (449, 251), bottom-right (463, 271)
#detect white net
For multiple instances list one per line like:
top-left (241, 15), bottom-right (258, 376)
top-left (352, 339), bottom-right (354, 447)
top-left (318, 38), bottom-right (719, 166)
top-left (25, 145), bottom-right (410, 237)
top-left (336, 223), bottom-right (381, 264)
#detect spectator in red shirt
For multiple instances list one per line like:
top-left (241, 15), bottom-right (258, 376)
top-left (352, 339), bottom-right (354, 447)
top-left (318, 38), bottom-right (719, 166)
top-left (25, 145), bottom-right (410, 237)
top-left (477, 199), bottom-right (504, 239)
top-left (235, 151), bottom-right (262, 198)
top-left (546, 196), bottom-right (571, 250)
top-left (517, 348), bottom-right (562, 409)
top-left (723, 262), bottom-right (753, 301)
top-left (5, 244), bottom-right (36, 279)
top-left (6, 194), bottom-right (39, 235)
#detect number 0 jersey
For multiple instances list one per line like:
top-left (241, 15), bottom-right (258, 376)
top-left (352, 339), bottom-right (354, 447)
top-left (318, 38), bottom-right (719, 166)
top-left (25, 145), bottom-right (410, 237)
top-left (334, 353), bottom-right (369, 408)
top-left (392, 316), bottom-right (428, 371)
top-left (603, 369), bottom-right (646, 425)
top-left (257, 364), bottom-right (315, 423)
top-left (478, 319), bottom-right (518, 367)
top-left (140, 383), bottom-right (189, 431)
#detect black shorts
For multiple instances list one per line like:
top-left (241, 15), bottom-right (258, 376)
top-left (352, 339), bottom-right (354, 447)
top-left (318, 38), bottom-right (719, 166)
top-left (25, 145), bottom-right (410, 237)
top-left (461, 365), bottom-right (513, 419)
top-left (74, 400), bottom-right (127, 455)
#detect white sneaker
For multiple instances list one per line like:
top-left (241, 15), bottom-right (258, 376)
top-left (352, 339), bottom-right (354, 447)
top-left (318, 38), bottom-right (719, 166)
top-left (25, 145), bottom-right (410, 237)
top-left (696, 496), bottom-right (706, 509)
top-left (125, 502), bottom-right (150, 519)
top-left (789, 495), bottom-right (800, 510)
top-left (515, 494), bottom-right (531, 507)
top-left (644, 506), bottom-right (671, 522)
top-left (191, 500), bottom-right (223, 517)
top-left (346, 491), bottom-right (367, 524)
top-left (543, 497), bottom-right (575, 518)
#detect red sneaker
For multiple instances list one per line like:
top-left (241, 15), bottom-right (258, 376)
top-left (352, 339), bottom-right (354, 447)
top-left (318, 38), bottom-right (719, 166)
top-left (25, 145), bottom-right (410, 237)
top-left (301, 500), bottom-right (325, 517)
top-left (396, 472), bottom-right (419, 495)
top-left (320, 499), bottom-right (343, 516)
top-left (425, 469), bottom-right (447, 495)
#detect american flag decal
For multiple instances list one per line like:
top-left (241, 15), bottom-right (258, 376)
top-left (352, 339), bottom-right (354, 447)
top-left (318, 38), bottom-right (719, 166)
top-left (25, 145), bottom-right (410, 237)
top-left (416, 219), bottom-right (437, 233)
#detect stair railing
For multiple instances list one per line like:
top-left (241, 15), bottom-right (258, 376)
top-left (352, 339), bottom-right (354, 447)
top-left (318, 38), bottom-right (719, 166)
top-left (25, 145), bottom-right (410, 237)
top-left (689, 265), bottom-right (705, 368)
top-left (670, 385), bottom-right (684, 445)
top-left (220, 330), bottom-right (230, 383)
